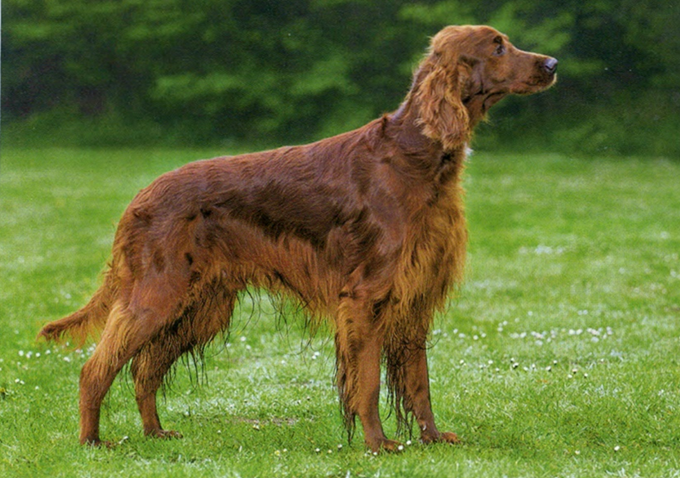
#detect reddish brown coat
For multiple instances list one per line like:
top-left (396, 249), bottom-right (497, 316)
top-left (39, 25), bottom-right (557, 452)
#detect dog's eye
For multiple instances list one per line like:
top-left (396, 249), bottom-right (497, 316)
top-left (494, 44), bottom-right (506, 56)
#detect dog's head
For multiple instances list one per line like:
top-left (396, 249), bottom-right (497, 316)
top-left (414, 25), bottom-right (558, 150)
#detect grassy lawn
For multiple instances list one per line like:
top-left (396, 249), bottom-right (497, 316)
top-left (1, 147), bottom-right (679, 477)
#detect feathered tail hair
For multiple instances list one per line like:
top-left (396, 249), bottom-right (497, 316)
top-left (37, 274), bottom-right (113, 347)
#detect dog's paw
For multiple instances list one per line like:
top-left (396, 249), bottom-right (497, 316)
top-left (421, 430), bottom-right (460, 445)
top-left (366, 438), bottom-right (405, 454)
top-left (81, 437), bottom-right (117, 448)
top-left (438, 431), bottom-right (461, 444)
top-left (146, 429), bottom-right (183, 440)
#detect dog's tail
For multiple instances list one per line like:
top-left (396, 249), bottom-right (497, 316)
top-left (38, 276), bottom-right (114, 347)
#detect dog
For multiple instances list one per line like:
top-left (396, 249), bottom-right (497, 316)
top-left (39, 25), bottom-right (557, 452)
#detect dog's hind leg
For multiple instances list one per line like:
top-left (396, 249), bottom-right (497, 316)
top-left (130, 289), bottom-right (237, 439)
top-left (78, 275), bottom-right (190, 446)
top-left (129, 328), bottom-right (191, 440)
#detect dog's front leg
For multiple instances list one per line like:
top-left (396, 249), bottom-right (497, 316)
top-left (403, 345), bottom-right (460, 445)
top-left (335, 293), bottom-right (402, 453)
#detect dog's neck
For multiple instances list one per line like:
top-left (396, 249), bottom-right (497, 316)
top-left (383, 101), bottom-right (468, 189)
top-left (388, 99), bottom-right (468, 166)
top-left (388, 99), bottom-right (444, 157)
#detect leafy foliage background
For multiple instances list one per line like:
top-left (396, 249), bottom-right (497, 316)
top-left (4, 0), bottom-right (680, 155)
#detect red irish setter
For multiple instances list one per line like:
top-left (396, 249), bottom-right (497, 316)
top-left (39, 25), bottom-right (557, 452)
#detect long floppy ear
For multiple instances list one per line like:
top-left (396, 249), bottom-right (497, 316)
top-left (413, 50), bottom-right (471, 150)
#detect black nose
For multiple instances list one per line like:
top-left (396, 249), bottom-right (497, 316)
top-left (543, 57), bottom-right (558, 74)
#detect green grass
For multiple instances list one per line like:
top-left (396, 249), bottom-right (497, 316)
top-left (1, 147), bottom-right (679, 477)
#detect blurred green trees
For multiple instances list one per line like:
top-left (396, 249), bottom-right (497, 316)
top-left (4, 0), bottom-right (679, 155)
